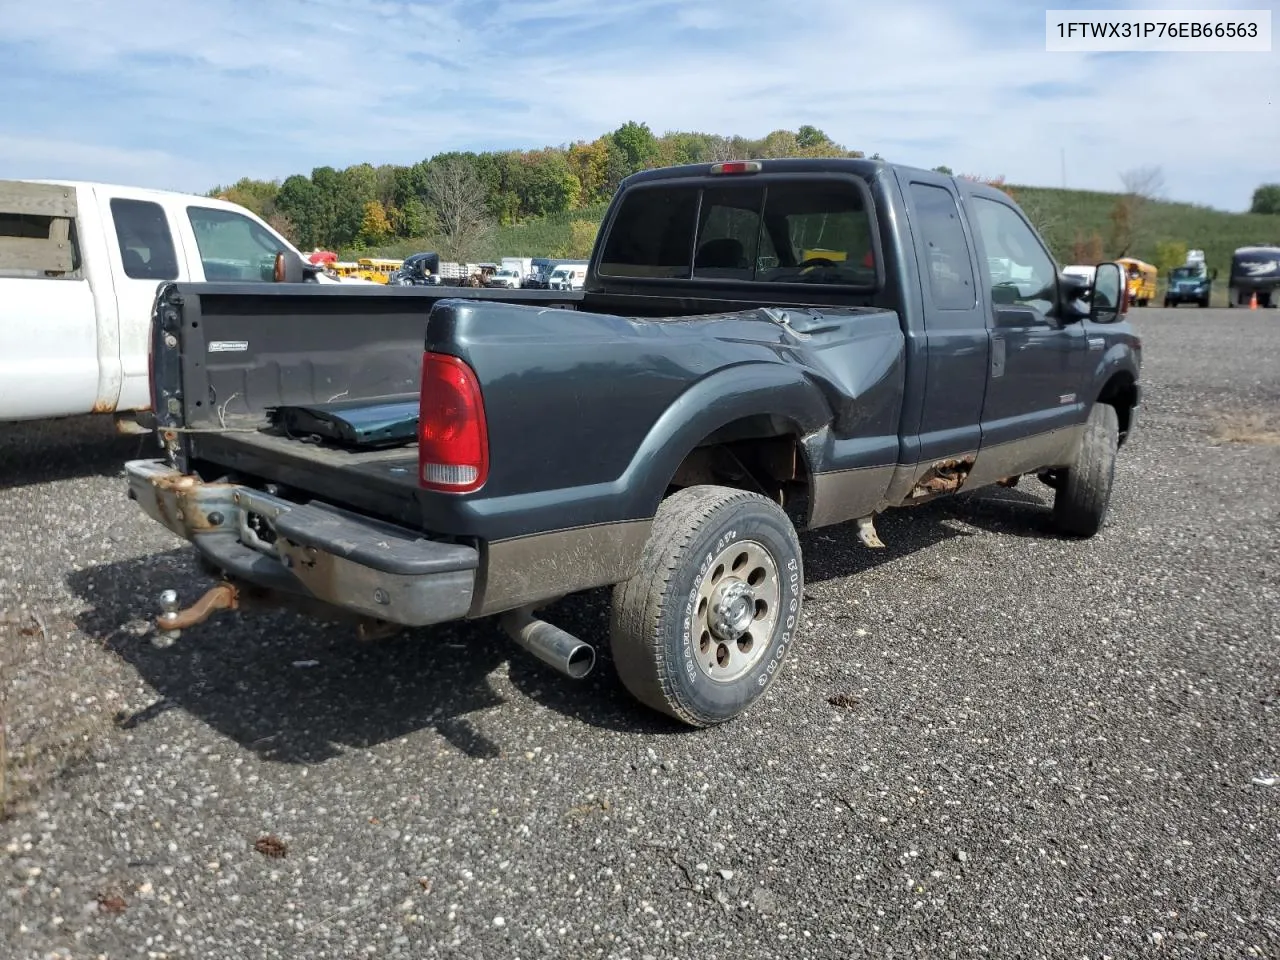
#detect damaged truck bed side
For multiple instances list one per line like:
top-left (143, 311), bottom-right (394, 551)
top-left (127, 158), bottom-right (1142, 727)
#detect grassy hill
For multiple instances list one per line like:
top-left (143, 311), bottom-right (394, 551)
top-left (1009, 185), bottom-right (1277, 275)
top-left (365, 184), bottom-right (1278, 303)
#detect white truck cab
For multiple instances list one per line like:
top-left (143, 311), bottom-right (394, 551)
top-left (0, 179), bottom-right (325, 424)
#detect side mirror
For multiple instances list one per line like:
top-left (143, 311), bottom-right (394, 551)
top-left (273, 250), bottom-right (317, 283)
top-left (1090, 262), bottom-right (1124, 324)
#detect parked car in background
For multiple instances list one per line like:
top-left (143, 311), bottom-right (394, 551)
top-left (0, 178), bottom-right (323, 425)
top-left (547, 261), bottom-right (588, 290)
top-left (486, 265), bottom-right (524, 289)
top-left (1164, 254), bottom-right (1216, 308)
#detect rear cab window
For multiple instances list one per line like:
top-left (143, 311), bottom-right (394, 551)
top-left (598, 175), bottom-right (879, 289)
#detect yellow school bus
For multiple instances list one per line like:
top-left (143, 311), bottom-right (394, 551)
top-left (354, 257), bottom-right (403, 284)
top-left (1116, 258), bottom-right (1157, 306)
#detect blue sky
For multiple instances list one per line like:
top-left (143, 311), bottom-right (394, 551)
top-left (0, 0), bottom-right (1275, 210)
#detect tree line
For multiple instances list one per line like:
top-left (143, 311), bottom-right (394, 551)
top-left (209, 122), bottom-right (868, 260)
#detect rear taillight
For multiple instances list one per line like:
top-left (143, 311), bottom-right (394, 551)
top-left (418, 352), bottom-right (488, 493)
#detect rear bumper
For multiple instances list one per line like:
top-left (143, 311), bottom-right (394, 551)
top-left (125, 459), bottom-right (478, 626)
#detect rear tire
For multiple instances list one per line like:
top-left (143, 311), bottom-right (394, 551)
top-left (610, 485), bottom-right (804, 727)
top-left (1053, 403), bottom-right (1120, 538)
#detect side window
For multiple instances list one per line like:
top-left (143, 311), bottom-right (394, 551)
top-left (110, 198), bottom-right (178, 281)
top-left (908, 183), bottom-right (976, 310)
top-left (970, 197), bottom-right (1057, 314)
top-left (187, 206), bottom-right (285, 282)
top-left (597, 186), bottom-right (699, 278)
top-left (693, 185), bottom-right (762, 280)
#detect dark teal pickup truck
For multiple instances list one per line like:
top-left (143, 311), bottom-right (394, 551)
top-left (126, 158), bottom-right (1142, 727)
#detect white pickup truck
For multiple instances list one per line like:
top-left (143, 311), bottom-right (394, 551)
top-left (0, 179), bottom-right (328, 425)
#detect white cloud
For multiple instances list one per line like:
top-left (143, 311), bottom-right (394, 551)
top-left (0, 136), bottom-right (218, 192)
top-left (0, 0), bottom-right (1275, 209)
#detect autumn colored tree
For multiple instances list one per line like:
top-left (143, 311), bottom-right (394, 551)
top-left (567, 138), bottom-right (612, 204)
top-left (209, 125), bottom-right (881, 247)
top-left (1070, 231), bottom-right (1105, 263)
top-left (358, 200), bottom-right (392, 245)
top-left (1108, 196), bottom-right (1135, 258)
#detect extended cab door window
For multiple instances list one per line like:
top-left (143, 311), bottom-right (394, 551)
top-left (907, 183), bottom-right (977, 310)
top-left (187, 206), bottom-right (285, 282)
top-left (110, 198), bottom-right (179, 280)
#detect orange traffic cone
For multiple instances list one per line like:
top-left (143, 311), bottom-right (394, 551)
top-left (1250, 291), bottom-right (1258, 309)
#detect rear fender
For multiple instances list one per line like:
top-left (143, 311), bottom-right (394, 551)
top-left (620, 362), bottom-right (832, 517)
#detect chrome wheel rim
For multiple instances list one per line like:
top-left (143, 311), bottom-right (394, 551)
top-left (691, 539), bottom-right (780, 683)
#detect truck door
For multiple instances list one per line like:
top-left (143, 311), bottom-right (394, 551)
top-left (100, 191), bottom-right (188, 413)
top-left (895, 171), bottom-right (990, 464)
top-left (960, 188), bottom-right (1087, 481)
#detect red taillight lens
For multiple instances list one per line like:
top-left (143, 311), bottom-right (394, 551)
top-left (709, 160), bottom-right (762, 175)
top-left (418, 352), bottom-right (488, 493)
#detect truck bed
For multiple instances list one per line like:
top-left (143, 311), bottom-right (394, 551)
top-left (154, 281), bottom-right (903, 541)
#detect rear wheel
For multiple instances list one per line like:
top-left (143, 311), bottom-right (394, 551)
top-left (1053, 403), bottom-right (1119, 538)
top-left (610, 485), bottom-right (803, 727)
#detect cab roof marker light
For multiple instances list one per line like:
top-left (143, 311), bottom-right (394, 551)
top-left (709, 160), bottom-right (763, 175)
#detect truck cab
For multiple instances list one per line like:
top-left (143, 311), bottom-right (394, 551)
top-left (0, 179), bottom-right (320, 423)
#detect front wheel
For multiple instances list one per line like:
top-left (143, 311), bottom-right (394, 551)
top-left (610, 486), bottom-right (804, 727)
top-left (1053, 403), bottom-right (1119, 538)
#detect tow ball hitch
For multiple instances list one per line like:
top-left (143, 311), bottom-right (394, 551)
top-left (152, 583), bottom-right (240, 648)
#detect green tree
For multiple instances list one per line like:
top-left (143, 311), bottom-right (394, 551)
top-left (515, 149), bottom-right (579, 217)
top-left (796, 125), bottom-right (831, 149)
top-left (933, 165), bottom-right (954, 175)
top-left (276, 174), bottom-right (322, 248)
top-left (610, 121), bottom-right (659, 173)
top-left (1250, 183), bottom-right (1280, 214)
top-left (395, 196), bottom-right (433, 237)
top-left (759, 129), bottom-right (800, 158)
top-left (209, 177), bottom-right (281, 219)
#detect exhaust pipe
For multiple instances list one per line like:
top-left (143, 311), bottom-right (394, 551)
top-left (500, 608), bottom-right (595, 679)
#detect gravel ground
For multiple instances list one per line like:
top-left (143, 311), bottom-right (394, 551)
top-left (2, 309), bottom-right (1277, 959)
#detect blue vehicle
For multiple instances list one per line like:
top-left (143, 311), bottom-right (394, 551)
top-left (1163, 262), bottom-right (1216, 308)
